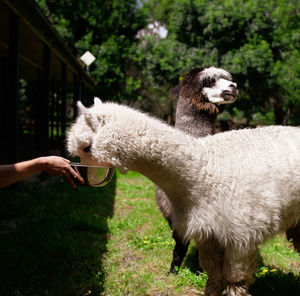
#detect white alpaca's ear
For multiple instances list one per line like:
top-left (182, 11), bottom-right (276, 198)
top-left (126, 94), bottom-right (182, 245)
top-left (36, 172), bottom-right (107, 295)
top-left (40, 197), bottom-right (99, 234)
top-left (77, 101), bottom-right (87, 115)
top-left (78, 98), bottom-right (106, 132)
top-left (84, 111), bottom-right (99, 132)
top-left (94, 97), bottom-right (102, 106)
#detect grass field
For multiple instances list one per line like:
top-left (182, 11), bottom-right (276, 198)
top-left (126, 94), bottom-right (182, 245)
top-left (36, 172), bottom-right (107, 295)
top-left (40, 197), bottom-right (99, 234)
top-left (0, 171), bottom-right (299, 296)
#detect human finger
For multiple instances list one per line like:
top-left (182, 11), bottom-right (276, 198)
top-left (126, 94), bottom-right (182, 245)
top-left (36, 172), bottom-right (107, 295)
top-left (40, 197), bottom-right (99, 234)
top-left (64, 171), bottom-right (77, 188)
top-left (62, 158), bottom-right (71, 164)
top-left (68, 165), bottom-right (84, 184)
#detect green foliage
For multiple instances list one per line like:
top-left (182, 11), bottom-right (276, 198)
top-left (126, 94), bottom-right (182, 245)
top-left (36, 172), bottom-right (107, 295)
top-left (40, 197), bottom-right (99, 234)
top-left (131, 36), bottom-right (206, 87)
top-left (137, 0), bottom-right (300, 125)
top-left (36, 0), bottom-right (146, 102)
top-left (36, 0), bottom-right (300, 125)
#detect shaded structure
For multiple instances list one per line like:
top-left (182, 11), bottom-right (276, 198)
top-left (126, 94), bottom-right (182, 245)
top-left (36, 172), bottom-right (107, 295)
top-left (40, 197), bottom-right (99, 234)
top-left (0, 0), bottom-right (97, 163)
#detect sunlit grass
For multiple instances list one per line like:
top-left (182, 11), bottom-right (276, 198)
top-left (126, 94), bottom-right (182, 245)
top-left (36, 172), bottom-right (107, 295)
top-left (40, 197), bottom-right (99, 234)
top-left (259, 235), bottom-right (300, 274)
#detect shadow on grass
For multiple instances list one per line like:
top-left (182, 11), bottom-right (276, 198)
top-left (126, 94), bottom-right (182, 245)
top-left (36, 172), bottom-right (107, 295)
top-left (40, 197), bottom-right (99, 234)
top-left (0, 173), bottom-right (116, 296)
top-left (249, 251), bottom-right (300, 296)
top-left (250, 260), bottom-right (300, 296)
top-left (183, 245), bottom-right (300, 296)
top-left (250, 269), bottom-right (300, 296)
top-left (183, 244), bottom-right (202, 274)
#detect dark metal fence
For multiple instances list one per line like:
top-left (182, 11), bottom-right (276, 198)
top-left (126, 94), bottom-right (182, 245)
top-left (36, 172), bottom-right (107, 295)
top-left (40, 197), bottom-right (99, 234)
top-left (0, 0), bottom-right (97, 164)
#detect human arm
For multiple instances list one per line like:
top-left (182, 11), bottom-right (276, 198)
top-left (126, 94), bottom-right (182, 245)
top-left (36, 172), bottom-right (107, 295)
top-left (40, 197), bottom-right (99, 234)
top-left (0, 156), bottom-right (84, 189)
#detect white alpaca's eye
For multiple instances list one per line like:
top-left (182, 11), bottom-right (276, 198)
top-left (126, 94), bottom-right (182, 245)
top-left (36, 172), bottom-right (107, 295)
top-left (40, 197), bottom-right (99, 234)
top-left (83, 146), bottom-right (91, 153)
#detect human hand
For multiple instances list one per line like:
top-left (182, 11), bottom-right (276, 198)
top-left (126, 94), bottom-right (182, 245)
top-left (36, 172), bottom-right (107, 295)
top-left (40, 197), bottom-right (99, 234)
top-left (38, 156), bottom-right (84, 188)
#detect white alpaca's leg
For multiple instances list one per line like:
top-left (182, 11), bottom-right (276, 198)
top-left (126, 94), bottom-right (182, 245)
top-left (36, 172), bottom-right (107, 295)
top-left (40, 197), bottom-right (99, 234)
top-left (198, 238), bottom-right (224, 296)
top-left (222, 246), bottom-right (258, 296)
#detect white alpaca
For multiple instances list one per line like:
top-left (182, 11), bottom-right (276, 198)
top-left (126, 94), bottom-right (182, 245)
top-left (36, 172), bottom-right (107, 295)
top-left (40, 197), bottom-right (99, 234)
top-left (67, 98), bottom-right (300, 296)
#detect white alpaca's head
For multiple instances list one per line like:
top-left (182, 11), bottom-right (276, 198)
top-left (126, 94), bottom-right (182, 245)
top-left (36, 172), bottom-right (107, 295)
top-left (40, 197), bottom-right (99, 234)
top-left (170, 66), bottom-right (238, 114)
top-left (67, 97), bottom-right (145, 171)
top-left (67, 97), bottom-right (115, 167)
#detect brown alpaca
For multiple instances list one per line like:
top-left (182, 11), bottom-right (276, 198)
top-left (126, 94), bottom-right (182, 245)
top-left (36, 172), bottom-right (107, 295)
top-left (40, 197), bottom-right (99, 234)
top-left (155, 66), bottom-right (238, 273)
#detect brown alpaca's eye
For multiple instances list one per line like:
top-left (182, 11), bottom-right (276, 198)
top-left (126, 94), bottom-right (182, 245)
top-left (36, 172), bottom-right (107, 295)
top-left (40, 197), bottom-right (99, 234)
top-left (83, 146), bottom-right (91, 153)
top-left (203, 77), bottom-right (216, 87)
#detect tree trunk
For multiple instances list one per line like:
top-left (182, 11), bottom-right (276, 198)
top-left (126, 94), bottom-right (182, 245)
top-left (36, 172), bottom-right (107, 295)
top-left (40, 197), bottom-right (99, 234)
top-left (273, 95), bottom-right (284, 125)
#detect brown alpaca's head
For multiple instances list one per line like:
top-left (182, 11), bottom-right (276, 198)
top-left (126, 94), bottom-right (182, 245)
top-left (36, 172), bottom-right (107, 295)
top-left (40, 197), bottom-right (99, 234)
top-left (170, 66), bottom-right (238, 114)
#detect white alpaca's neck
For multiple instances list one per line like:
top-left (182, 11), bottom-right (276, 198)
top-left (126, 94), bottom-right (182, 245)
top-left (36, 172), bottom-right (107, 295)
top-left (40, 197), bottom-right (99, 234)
top-left (110, 112), bottom-right (204, 200)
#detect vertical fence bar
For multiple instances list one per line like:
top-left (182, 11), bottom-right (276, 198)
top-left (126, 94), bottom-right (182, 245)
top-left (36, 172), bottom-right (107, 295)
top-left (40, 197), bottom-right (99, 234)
top-left (7, 9), bottom-right (20, 163)
top-left (37, 43), bottom-right (50, 155)
top-left (60, 62), bottom-right (67, 156)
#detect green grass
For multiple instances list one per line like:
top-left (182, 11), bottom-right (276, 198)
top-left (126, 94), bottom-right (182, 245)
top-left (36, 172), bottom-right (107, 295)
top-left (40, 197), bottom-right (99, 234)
top-left (0, 171), bottom-right (299, 296)
top-left (0, 173), bottom-right (117, 296)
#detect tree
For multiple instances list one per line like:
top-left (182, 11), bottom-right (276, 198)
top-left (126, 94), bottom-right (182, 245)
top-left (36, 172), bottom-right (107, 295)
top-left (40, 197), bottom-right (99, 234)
top-left (36, 0), bottom-right (300, 125)
top-left (36, 0), bottom-right (147, 101)
top-left (136, 0), bottom-right (300, 125)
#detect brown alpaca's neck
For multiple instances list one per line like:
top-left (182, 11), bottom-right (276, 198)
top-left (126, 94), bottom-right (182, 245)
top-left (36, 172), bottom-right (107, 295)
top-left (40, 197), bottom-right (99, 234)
top-left (175, 98), bottom-right (218, 138)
